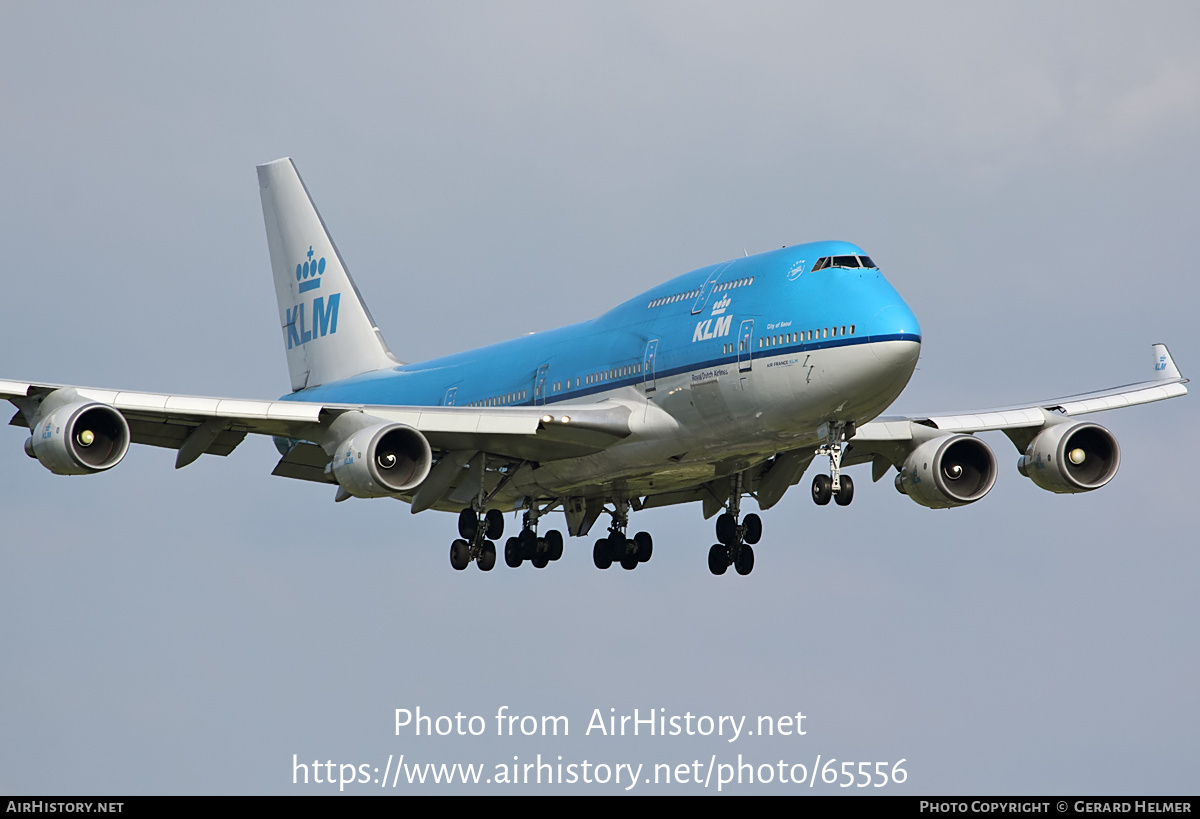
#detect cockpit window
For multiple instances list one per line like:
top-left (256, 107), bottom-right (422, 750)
top-left (811, 254), bottom-right (877, 271)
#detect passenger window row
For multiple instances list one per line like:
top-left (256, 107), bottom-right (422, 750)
top-left (757, 325), bottom-right (855, 349)
top-left (646, 276), bottom-right (754, 309)
top-left (466, 389), bottom-right (528, 408)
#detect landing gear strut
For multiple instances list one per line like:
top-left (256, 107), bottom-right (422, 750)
top-left (813, 422), bottom-right (855, 507)
top-left (708, 474), bottom-right (759, 576)
top-left (593, 500), bottom-right (653, 571)
top-left (448, 454), bottom-right (503, 571)
top-left (504, 502), bottom-right (565, 570)
top-left (450, 506), bottom-right (502, 571)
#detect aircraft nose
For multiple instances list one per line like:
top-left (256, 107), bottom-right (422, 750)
top-left (868, 301), bottom-right (921, 346)
top-left (868, 302), bottom-right (921, 369)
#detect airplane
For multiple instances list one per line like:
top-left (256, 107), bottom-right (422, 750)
top-left (1, 159), bottom-right (1188, 576)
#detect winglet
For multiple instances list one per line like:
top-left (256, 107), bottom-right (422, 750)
top-left (1152, 344), bottom-right (1184, 382)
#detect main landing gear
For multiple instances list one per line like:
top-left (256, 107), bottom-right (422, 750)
top-left (504, 507), bottom-right (565, 569)
top-left (450, 506), bottom-right (502, 571)
top-left (812, 423), bottom-right (854, 507)
top-left (593, 501), bottom-right (653, 571)
top-left (708, 474), bottom-right (760, 576)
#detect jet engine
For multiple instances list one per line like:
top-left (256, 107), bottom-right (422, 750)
top-left (895, 434), bottom-right (997, 508)
top-left (329, 422), bottom-right (433, 498)
top-left (25, 400), bottom-right (131, 475)
top-left (1017, 422), bottom-right (1120, 493)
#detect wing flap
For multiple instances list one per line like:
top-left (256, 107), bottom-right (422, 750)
top-left (127, 418), bottom-right (248, 456)
top-left (271, 442), bottom-right (335, 484)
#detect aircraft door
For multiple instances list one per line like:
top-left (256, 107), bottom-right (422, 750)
top-left (643, 339), bottom-right (659, 392)
top-left (738, 320), bottom-right (754, 372)
top-left (691, 263), bottom-right (730, 315)
top-left (534, 364), bottom-right (550, 405)
top-left (442, 386), bottom-right (458, 406)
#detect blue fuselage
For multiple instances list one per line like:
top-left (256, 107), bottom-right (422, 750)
top-left (286, 240), bottom-right (922, 419)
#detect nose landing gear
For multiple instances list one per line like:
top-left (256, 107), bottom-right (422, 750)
top-left (813, 421), bottom-right (855, 507)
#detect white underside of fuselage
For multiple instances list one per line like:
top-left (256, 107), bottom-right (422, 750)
top-left (507, 339), bottom-right (921, 504)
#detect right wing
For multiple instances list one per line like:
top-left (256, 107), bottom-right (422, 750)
top-left (846, 344), bottom-right (1187, 506)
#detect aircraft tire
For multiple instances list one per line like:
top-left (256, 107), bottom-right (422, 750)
top-left (450, 539), bottom-right (470, 570)
top-left (545, 530), bottom-right (564, 561)
top-left (708, 543), bottom-right (729, 575)
top-left (504, 537), bottom-right (522, 568)
top-left (634, 531), bottom-right (653, 562)
top-left (478, 541), bottom-right (496, 572)
top-left (743, 514), bottom-right (762, 544)
top-left (812, 474), bottom-right (833, 505)
top-left (735, 544), bottom-right (755, 575)
top-left (485, 509), bottom-right (505, 539)
top-left (715, 513), bottom-right (737, 546)
top-left (834, 475), bottom-right (854, 506)
top-left (457, 508), bottom-right (478, 540)
top-left (607, 532), bottom-right (628, 562)
top-left (620, 554), bottom-right (638, 570)
top-left (593, 538), bottom-right (613, 569)
top-left (532, 552), bottom-right (550, 569)
top-left (518, 528), bottom-right (537, 559)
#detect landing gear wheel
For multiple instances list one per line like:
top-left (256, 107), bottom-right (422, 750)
top-left (812, 474), bottom-right (832, 505)
top-left (532, 547), bottom-right (550, 569)
top-left (593, 538), bottom-right (613, 570)
top-left (735, 544), bottom-right (755, 575)
top-left (457, 508), bottom-right (478, 540)
top-left (545, 530), bottom-right (564, 561)
top-left (450, 539), bottom-right (470, 571)
top-left (634, 531), bottom-right (653, 563)
top-left (715, 513), bottom-right (737, 546)
top-left (620, 554), bottom-right (638, 570)
top-left (477, 541), bottom-right (496, 571)
top-left (708, 543), bottom-right (730, 575)
top-left (834, 474), bottom-right (854, 506)
top-left (485, 509), bottom-right (505, 539)
top-left (518, 528), bottom-right (537, 559)
top-left (743, 513), bottom-right (762, 544)
top-left (504, 537), bottom-right (522, 568)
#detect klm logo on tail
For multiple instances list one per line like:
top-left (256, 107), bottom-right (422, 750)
top-left (296, 246), bottom-right (325, 293)
top-left (286, 245), bottom-right (340, 349)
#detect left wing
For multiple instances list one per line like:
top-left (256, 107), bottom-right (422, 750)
top-left (1, 378), bottom-right (634, 504)
top-left (847, 344), bottom-right (1187, 506)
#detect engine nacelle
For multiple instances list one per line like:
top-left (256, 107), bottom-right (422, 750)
top-left (25, 400), bottom-right (131, 475)
top-left (894, 434), bottom-right (997, 509)
top-left (329, 423), bottom-right (433, 498)
top-left (1017, 422), bottom-right (1120, 493)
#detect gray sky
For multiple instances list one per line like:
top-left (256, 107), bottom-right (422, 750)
top-left (1, 1), bottom-right (1196, 794)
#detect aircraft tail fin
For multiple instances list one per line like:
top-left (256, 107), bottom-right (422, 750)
top-left (257, 158), bottom-right (400, 392)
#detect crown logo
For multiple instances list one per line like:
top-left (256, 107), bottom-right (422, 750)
top-left (296, 246), bottom-right (326, 293)
top-left (711, 294), bottom-right (732, 316)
